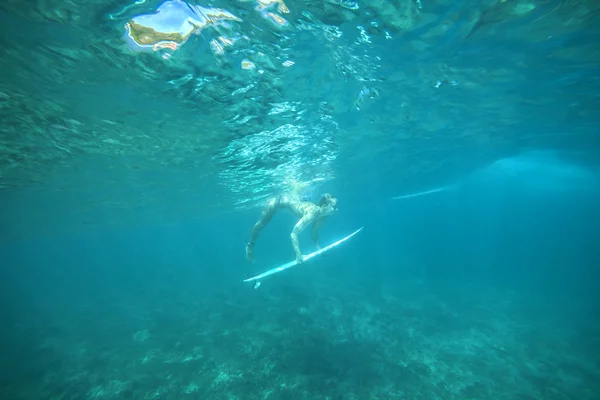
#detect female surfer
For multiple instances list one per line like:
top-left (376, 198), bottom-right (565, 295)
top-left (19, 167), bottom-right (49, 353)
top-left (245, 189), bottom-right (338, 264)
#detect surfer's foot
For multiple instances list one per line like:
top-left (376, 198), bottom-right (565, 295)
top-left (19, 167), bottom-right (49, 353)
top-left (246, 242), bottom-right (255, 263)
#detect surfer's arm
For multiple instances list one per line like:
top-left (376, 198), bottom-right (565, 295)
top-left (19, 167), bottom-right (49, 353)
top-left (291, 214), bottom-right (315, 262)
top-left (311, 217), bottom-right (327, 250)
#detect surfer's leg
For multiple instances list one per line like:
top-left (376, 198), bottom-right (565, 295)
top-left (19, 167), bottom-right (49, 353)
top-left (246, 197), bottom-right (280, 262)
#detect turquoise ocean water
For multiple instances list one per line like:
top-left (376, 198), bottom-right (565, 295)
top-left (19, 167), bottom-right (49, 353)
top-left (1, 1), bottom-right (599, 399)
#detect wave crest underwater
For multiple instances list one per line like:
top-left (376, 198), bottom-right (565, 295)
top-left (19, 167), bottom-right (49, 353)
top-left (393, 150), bottom-right (599, 201)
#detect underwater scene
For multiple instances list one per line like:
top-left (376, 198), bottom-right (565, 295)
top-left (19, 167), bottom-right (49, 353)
top-left (1, 0), bottom-right (599, 399)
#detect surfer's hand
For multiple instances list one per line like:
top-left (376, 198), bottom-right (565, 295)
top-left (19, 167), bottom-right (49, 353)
top-left (246, 242), bottom-right (255, 263)
top-left (295, 254), bottom-right (304, 264)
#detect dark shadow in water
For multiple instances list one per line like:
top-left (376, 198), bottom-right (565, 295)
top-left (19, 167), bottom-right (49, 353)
top-left (275, 333), bottom-right (385, 394)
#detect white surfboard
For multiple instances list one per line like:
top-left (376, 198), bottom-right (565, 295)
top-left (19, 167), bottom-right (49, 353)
top-left (243, 227), bottom-right (363, 285)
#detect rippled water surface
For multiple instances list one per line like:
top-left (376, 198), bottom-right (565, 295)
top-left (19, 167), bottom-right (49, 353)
top-left (1, 0), bottom-right (599, 232)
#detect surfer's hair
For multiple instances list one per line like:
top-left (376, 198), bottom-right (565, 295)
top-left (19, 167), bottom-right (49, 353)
top-left (318, 193), bottom-right (334, 206)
